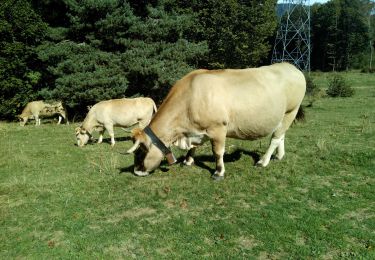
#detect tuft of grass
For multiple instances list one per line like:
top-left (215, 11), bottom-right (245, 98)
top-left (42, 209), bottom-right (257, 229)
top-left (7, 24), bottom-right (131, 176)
top-left (0, 71), bottom-right (374, 259)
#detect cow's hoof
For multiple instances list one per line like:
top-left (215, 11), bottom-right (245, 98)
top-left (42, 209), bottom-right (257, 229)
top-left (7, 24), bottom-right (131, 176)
top-left (212, 174), bottom-right (224, 181)
top-left (256, 160), bottom-right (267, 167)
top-left (183, 159), bottom-right (194, 166)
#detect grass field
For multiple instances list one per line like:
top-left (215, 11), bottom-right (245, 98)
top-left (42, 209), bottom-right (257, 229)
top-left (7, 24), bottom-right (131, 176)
top-left (1, 72), bottom-right (374, 258)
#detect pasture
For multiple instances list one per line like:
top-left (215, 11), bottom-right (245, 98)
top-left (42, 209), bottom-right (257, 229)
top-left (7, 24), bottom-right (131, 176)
top-left (1, 72), bottom-right (374, 258)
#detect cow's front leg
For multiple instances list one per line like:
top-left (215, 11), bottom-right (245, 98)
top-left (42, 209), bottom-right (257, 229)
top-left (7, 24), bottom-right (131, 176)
top-left (183, 147), bottom-right (196, 166)
top-left (34, 115), bottom-right (40, 126)
top-left (57, 115), bottom-right (62, 124)
top-left (97, 128), bottom-right (105, 144)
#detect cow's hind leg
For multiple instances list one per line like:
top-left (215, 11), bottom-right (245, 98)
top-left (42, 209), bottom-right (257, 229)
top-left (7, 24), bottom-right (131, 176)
top-left (257, 107), bottom-right (300, 167)
top-left (105, 124), bottom-right (115, 146)
top-left (208, 126), bottom-right (227, 180)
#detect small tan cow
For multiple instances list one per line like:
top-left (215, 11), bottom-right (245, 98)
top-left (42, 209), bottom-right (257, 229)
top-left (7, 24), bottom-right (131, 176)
top-left (18, 100), bottom-right (68, 126)
top-left (75, 97), bottom-right (157, 147)
top-left (127, 63), bottom-right (306, 180)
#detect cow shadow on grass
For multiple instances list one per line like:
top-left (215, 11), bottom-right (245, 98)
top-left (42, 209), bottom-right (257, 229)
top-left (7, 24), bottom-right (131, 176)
top-left (185, 149), bottom-right (261, 174)
top-left (100, 136), bottom-right (132, 144)
top-left (119, 148), bottom-right (261, 176)
top-left (74, 136), bottom-right (132, 146)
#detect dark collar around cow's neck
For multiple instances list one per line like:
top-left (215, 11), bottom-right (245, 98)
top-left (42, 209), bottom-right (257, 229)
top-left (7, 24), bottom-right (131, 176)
top-left (143, 126), bottom-right (177, 165)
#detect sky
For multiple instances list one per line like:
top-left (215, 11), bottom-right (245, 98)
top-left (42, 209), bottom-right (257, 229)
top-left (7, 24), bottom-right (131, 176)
top-left (277, 0), bottom-right (329, 4)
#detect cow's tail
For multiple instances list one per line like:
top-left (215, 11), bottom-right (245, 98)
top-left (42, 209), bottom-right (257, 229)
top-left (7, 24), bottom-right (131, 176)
top-left (294, 106), bottom-right (305, 122)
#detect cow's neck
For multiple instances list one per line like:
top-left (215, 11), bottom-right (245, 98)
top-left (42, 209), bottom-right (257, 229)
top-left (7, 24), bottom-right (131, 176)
top-left (149, 105), bottom-right (184, 147)
top-left (82, 116), bottom-right (97, 134)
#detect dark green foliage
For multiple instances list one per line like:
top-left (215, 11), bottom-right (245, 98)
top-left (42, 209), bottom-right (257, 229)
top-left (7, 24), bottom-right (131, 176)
top-left (311, 0), bottom-right (371, 71)
top-left (0, 0), bottom-right (279, 120)
top-left (34, 1), bottom-right (208, 115)
top-left (305, 73), bottom-right (320, 96)
top-left (0, 0), bottom-right (47, 119)
top-left (36, 41), bottom-right (128, 113)
top-left (304, 73), bottom-right (321, 107)
top-left (326, 74), bottom-right (354, 97)
top-left (361, 67), bottom-right (375, 73)
top-left (166, 0), bottom-right (278, 69)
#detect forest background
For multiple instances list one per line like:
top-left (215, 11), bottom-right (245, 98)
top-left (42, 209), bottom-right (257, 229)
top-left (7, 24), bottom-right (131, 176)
top-left (0, 0), bottom-right (374, 120)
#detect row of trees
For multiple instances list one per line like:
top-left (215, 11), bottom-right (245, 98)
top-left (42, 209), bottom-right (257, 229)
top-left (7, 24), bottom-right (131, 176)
top-left (0, 0), bottom-right (373, 120)
top-left (311, 0), bottom-right (374, 71)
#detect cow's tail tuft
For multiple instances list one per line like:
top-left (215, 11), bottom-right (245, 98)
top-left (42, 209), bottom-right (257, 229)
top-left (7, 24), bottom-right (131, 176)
top-left (294, 106), bottom-right (305, 122)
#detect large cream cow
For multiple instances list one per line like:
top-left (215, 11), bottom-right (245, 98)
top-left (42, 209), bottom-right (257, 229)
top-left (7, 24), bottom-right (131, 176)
top-left (75, 97), bottom-right (157, 147)
top-left (19, 100), bottom-right (68, 126)
top-left (127, 63), bottom-right (306, 180)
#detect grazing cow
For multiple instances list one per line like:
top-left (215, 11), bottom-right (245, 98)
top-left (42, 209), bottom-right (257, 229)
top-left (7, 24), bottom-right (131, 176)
top-left (126, 63), bottom-right (306, 180)
top-left (18, 100), bottom-right (68, 126)
top-left (75, 97), bottom-right (157, 147)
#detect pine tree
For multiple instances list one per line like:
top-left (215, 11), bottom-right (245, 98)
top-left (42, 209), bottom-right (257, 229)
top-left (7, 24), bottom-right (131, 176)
top-left (0, 0), bottom-right (47, 119)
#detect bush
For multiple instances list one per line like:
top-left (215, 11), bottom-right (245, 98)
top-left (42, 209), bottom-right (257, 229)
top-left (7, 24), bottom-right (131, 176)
top-left (304, 73), bottom-right (322, 107)
top-left (305, 73), bottom-right (320, 96)
top-left (326, 74), bottom-right (354, 97)
top-left (361, 67), bottom-right (375, 73)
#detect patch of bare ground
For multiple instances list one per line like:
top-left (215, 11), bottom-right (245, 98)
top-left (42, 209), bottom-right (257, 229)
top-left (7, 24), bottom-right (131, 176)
top-left (258, 251), bottom-right (287, 260)
top-left (105, 207), bottom-right (157, 223)
top-left (237, 235), bottom-right (260, 250)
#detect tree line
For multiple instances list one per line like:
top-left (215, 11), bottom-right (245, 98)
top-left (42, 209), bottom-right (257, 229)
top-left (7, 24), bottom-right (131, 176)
top-left (0, 0), bottom-right (373, 120)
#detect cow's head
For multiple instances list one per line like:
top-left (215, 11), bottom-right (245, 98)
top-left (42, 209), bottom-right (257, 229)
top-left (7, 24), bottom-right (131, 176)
top-left (126, 128), bottom-right (164, 176)
top-left (18, 115), bottom-right (27, 126)
top-left (75, 127), bottom-right (91, 147)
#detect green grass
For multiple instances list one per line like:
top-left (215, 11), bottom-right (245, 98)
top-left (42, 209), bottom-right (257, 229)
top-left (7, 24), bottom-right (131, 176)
top-left (1, 71), bottom-right (374, 258)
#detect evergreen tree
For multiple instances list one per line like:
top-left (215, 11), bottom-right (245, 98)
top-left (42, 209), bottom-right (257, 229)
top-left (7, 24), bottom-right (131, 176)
top-left (311, 0), bottom-right (371, 71)
top-left (35, 0), bottom-right (207, 117)
top-left (0, 0), bottom-right (47, 119)
top-left (166, 0), bottom-right (278, 69)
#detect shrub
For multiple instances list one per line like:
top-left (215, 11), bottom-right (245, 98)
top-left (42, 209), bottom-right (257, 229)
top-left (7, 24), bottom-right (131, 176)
top-left (304, 73), bottom-right (321, 107)
top-left (361, 67), bottom-right (375, 73)
top-left (305, 73), bottom-right (320, 96)
top-left (326, 74), bottom-right (354, 97)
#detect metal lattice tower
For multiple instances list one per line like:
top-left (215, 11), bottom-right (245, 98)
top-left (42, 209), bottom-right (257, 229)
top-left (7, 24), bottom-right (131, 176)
top-left (271, 0), bottom-right (311, 71)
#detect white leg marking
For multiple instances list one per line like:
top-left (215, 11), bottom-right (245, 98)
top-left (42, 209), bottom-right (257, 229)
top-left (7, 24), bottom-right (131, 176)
top-left (276, 134), bottom-right (285, 160)
top-left (183, 157), bottom-right (194, 166)
top-left (214, 146), bottom-right (225, 177)
top-left (110, 133), bottom-right (115, 147)
top-left (134, 170), bottom-right (150, 177)
top-left (258, 136), bottom-right (283, 167)
top-left (57, 116), bottom-right (62, 124)
top-left (98, 134), bottom-right (103, 143)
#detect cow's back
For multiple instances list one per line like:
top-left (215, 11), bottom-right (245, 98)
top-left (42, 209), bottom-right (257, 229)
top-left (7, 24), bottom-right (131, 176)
top-left (89, 98), bottom-right (155, 126)
top-left (20, 101), bottom-right (45, 117)
top-left (185, 63), bottom-right (305, 139)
